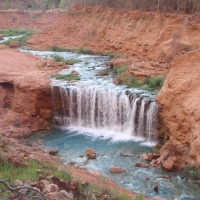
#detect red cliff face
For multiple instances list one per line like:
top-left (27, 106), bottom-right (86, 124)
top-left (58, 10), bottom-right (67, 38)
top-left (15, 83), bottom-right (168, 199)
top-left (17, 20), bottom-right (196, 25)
top-left (0, 45), bottom-right (63, 138)
top-left (156, 48), bottom-right (200, 167)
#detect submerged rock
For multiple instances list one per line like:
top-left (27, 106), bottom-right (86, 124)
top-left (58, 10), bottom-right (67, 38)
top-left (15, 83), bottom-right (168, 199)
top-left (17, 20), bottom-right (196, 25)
top-left (86, 148), bottom-right (96, 159)
top-left (135, 162), bottom-right (149, 168)
top-left (109, 166), bottom-right (125, 173)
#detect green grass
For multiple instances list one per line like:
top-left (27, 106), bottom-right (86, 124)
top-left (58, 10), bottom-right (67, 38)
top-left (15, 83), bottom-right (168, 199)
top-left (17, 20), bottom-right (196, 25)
top-left (65, 59), bottom-right (82, 64)
top-left (50, 46), bottom-right (71, 52)
top-left (111, 65), bottom-right (165, 91)
top-left (0, 160), bottom-right (72, 198)
top-left (50, 54), bottom-right (65, 62)
top-left (183, 165), bottom-right (200, 180)
top-left (0, 28), bottom-right (35, 37)
top-left (112, 65), bottom-right (127, 74)
top-left (50, 55), bottom-right (82, 64)
top-left (55, 74), bottom-right (80, 81)
top-left (0, 28), bottom-right (35, 48)
top-left (77, 46), bottom-right (92, 54)
top-left (1, 35), bottom-right (30, 47)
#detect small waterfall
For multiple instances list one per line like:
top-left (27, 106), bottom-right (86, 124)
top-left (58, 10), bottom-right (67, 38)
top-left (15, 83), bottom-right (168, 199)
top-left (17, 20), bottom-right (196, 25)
top-left (52, 85), bottom-right (158, 141)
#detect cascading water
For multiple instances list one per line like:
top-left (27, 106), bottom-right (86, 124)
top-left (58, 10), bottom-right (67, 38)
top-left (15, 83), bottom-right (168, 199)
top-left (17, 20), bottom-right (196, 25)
top-left (22, 50), bottom-right (200, 200)
top-left (51, 84), bottom-right (158, 142)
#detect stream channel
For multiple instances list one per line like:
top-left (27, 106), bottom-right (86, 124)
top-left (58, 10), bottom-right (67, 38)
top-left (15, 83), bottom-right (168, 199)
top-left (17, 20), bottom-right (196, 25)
top-left (20, 49), bottom-right (200, 200)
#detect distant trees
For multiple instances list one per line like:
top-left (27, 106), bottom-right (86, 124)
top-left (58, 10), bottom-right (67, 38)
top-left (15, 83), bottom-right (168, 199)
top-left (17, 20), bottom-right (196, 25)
top-left (0, 0), bottom-right (199, 13)
top-left (69, 0), bottom-right (200, 14)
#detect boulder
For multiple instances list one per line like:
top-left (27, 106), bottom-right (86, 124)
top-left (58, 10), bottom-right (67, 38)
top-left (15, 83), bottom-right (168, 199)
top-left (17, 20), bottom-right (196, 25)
top-left (154, 185), bottom-right (159, 192)
top-left (162, 159), bottom-right (174, 171)
top-left (0, 34), bottom-right (4, 40)
top-left (85, 148), bottom-right (96, 159)
top-left (113, 77), bottom-right (122, 85)
top-left (8, 41), bottom-right (20, 48)
top-left (71, 70), bottom-right (79, 75)
top-left (135, 162), bottom-right (149, 168)
top-left (44, 184), bottom-right (59, 193)
top-left (109, 166), bottom-right (125, 173)
top-left (48, 148), bottom-right (58, 156)
top-left (40, 179), bottom-right (50, 191)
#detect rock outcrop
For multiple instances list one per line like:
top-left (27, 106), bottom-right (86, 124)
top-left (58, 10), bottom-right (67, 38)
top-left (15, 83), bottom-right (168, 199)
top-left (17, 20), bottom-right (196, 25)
top-left (156, 49), bottom-right (200, 167)
top-left (0, 45), bottom-right (63, 138)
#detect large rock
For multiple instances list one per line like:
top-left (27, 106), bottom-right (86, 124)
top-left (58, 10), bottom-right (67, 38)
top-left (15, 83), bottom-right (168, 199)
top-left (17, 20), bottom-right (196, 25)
top-left (85, 148), bottom-right (96, 159)
top-left (8, 41), bottom-right (20, 48)
top-left (162, 159), bottom-right (174, 171)
top-left (135, 162), bottom-right (149, 168)
top-left (109, 166), bottom-right (125, 173)
top-left (48, 148), bottom-right (59, 156)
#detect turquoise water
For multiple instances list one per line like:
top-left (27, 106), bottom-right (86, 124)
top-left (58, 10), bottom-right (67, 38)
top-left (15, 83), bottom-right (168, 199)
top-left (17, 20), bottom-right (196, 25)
top-left (29, 129), bottom-right (200, 200)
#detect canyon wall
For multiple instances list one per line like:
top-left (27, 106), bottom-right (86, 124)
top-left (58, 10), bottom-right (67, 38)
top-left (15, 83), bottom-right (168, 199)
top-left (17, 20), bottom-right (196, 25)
top-left (27, 6), bottom-right (200, 167)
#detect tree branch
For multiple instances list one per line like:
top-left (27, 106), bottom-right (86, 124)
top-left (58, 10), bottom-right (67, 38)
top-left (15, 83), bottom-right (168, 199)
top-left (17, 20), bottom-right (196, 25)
top-left (0, 179), bottom-right (46, 200)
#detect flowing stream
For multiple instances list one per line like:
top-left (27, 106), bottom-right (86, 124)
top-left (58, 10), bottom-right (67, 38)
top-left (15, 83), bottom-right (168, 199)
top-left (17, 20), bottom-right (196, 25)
top-left (21, 49), bottom-right (200, 200)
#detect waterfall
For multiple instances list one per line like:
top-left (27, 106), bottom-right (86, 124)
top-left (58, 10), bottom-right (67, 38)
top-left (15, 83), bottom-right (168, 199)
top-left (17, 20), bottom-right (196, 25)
top-left (51, 84), bottom-right (158, 141)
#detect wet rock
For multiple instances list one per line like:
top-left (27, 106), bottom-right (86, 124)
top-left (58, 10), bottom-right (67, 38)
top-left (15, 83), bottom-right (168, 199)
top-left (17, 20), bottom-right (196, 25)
top-left (109, 166), bottom-right (125, 173)
top-left (0, 34), bottom-right (4, 40)
top-left (113, 77), bottom-right (122, 85)
top-left (8, 41), bottom-right (20, 48)
top-left (154, 185), bottom-right (159, 192)
top-left (145, 176), bottom-right (150, 181)
top-left (71, 70), bottom-right (79, 75)
top-left (135, 162), bottom-right (149, 168)
top-left (37, 140), bottom-right (43, 145)
top-left (120, 149), bottom-right (134, 157)
top-left (150, 159), bottom-right (158, 167)
top-left (86, 148), bottom-right (96, 159)
top-left (162, 159), bottom-right (174, 171)
top-left (79, 154), bottom-right (84, 157)
top-left (141, 153), bottom-right (149, 161)
top-left (48, 148), bottom-right (58, 156)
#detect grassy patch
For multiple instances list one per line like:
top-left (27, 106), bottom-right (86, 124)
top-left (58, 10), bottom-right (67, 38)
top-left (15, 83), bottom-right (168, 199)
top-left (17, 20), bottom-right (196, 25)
top-left (0, 28), bottom-right (35, 48)
top-left (0, 28), bottom-right (35, 37)
top-left (183, 165), bottom-right (200, 180)
top-left (77, 46), bottom-right (92, 54)
top-left (50, 54), bottom-right (65, 62)
top-left (54, 74), bottom-right (80, 81)
top-left (50, 46), bottom-right (70, 52)
top-left (112, 65), bottom-right (165, 91)
top-left (65, 59), bottom-right (82, 64)
top-left (0, 160), bottom-right (72, 197)
top-left (98, 69), bottom-right (109, 76)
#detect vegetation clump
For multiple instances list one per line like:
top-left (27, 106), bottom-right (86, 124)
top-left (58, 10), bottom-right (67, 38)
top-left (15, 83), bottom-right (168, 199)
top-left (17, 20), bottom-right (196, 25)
top-left (54, 74), bottom-right (80, 81)
top-left (183, 165), bottom-right (200, 180)
top-left (77, 46), bottom-right (92, 54)
top-left (50, 54), bottom-right (82, 64)
top-left (0, 28), bottom-right (35, 37)
top-left (50, 46), bottom-right (71, 52)
top-left (112, 65), bottom-right (165, 91)
top-left (0, 28), bottom-right (35, 48)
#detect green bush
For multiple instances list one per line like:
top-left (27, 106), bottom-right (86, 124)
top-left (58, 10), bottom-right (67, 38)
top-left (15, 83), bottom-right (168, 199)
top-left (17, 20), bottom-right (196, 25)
top-left (65, 59), bottom-right (82, 63)
top-left (146, 76), bottom-right (165, 90)
top-left (112, 65), bottom-right (126, 74)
